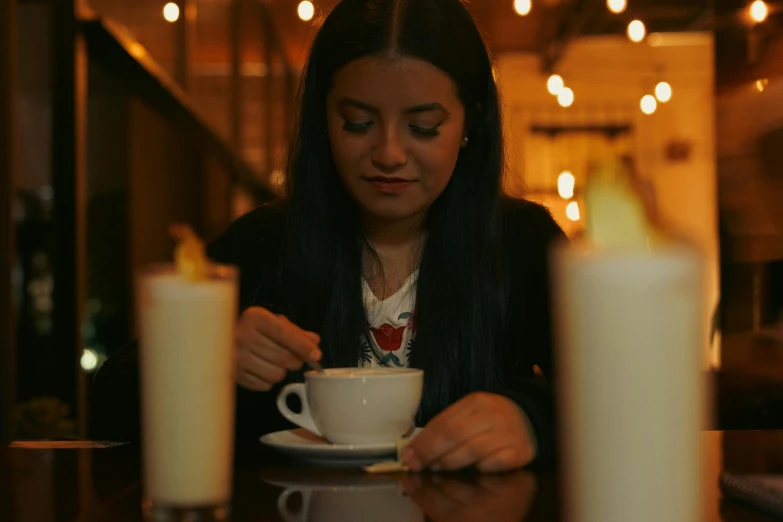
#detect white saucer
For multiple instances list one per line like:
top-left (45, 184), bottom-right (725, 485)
top-left (260, 428), bottom-right (421, 467)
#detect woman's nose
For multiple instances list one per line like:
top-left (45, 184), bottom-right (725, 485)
top-left (371, 127), bottom-right (407, 173)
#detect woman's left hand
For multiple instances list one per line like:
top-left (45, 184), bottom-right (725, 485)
top-left (401, 392), bottom-right (537, 473)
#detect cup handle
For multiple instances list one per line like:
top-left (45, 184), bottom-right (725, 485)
top-left (276, 383), bottom-right (322, 436)
top-left (277, 488), bottom-right (312, 522)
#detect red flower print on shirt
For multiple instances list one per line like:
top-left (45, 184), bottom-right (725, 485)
top-left (370, 324), bottom-right (405, 352)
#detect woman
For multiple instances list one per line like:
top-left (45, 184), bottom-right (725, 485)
top-left (91, 0), bottom-right (565, 473)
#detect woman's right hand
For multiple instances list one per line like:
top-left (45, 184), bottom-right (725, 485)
top-left (235, 307), bottom-right (322, 391)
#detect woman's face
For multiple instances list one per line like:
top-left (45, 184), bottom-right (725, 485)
top-left (327, 56), bottom-right (467, 226)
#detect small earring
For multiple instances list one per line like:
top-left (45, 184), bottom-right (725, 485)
top-left (462, 136), bottom-right (469, 145)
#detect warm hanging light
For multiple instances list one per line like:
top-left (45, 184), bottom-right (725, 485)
top-left (558, 87), bottom-right (574, 107)
top-left (298, 0), bottom-right (315, 21)
top-left (627, 20), bottom-right (646, 42)
top-left (607, 0), bottom-right (627, 14)
top-left (641, 94), bottom-right (657, 115)
top-left (750, 0), bottom-right (769, 23)
top-left (547, 74), bottom-right (564, 95)
top-left (566, 201), bottom-right (581, 221)
top-left (655, 81), bottom-right (672, 102)
top-left (756, 78), bottom-right (769, 92)
top-left (514, 0), bottom-right (532, 16)
top-left (558, 171), bottom-right (575, 199)
top-left (163, 2), bottom-right (180, 22)
top-left (81, 349), bottom-right (99, 371)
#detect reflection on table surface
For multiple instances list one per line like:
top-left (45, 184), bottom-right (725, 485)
top-left (261, 468), bottom-right (540, 522)
top-left (4, 431), bottom-right (783, 521)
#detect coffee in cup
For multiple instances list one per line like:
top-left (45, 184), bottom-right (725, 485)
top-left (276, 368), bottom-right (423, 445)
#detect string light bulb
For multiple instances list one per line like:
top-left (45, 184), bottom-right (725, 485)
top-left (81, 349), bottom-right (99, 371)
top-left (655, 82), bottom-right (672, 102)
top-left (547, 74), bottom-right (564, 95)
top-left (558, 87), bottom-right (574, 108)
top-left (297, 0), bottom-right (315, 21)
top-left (607, 0), bottom-right (627, 14)
top-left (566, 201), bottom-right (581, 221)
top-left (514, 0), bottom-right (532, 16)
top-left (627, 20), bottom-right (646, 43)
top-left (558, 171), bottom-right (575, 199)
top-left (163, 2), bottom-right (180, 22)
top-left (641, 94), bottom-right (657, 115)
top-left (750, 1), bottom-right (769, 23)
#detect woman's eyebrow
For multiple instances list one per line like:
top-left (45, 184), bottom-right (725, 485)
top-left (404, 103), bottom-right (446, 115)
top-left (337, 98), bottom-right (377, 113)
top-left (337, 98), bottom-right (447, 116)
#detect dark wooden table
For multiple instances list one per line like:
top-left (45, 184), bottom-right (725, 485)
top-left (3, 431), bottom-right (783, 521)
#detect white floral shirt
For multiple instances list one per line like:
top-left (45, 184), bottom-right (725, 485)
top-left (360, 271), bottom-right (418, 367)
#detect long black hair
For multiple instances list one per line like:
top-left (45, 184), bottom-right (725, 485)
top-left (282, 0), bottom-right (508, 423)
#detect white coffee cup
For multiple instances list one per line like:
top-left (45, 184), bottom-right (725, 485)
top-left (276, 368), bottom-right (423, 445)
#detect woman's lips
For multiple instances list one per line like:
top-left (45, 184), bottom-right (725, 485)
top-left (364, 177), bottom-right (415, 194)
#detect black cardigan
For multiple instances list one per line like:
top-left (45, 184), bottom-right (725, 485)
top-left (89, 197), bottom-right (566, 462)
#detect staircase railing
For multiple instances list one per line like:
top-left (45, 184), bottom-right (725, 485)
top-left (8, 0), bottom-right (296, 439)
